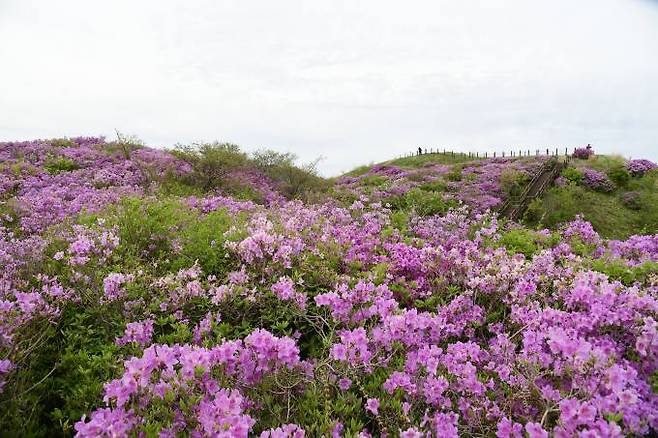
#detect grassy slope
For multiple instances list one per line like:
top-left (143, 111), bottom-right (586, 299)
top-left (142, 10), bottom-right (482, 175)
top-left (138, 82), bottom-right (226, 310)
top-left (344, 152), bottom-right (480, 177)
top-left (526, 155), bottom-right (658, 239)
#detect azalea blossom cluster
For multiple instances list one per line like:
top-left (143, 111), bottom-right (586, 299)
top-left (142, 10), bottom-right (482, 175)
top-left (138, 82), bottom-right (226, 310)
top-left (573, 147), bottom-right (594, 160)
top-left (124, 196), bottom-right (656, 436)
top-left (582, 168), bottom-right (616, 192)
top-left (627, 159), bottom-right (657, 177)
top-left (0, 137), bottom-right (191, 234)
top-left (1, 138), bottom-right (657, 437)
top-left (76, 330), bottom-right (312, 437)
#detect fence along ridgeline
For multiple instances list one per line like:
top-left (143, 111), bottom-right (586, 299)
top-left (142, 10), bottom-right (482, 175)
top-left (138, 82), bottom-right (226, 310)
top-left (399, 146), bottom-right (579, 159)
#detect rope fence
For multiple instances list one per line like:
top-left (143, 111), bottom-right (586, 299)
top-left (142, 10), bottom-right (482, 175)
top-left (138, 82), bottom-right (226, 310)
top-left (399, 146), bottom-right (582, 162)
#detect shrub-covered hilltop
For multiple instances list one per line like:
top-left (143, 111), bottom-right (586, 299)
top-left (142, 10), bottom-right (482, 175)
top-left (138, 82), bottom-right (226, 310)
top-left (1, 137), bottom-right (657, 437)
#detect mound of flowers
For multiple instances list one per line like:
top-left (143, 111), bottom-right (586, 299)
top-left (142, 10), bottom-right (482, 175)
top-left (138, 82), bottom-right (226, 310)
top-left (0, 137), bottom-right (191, 233)
top-left (1, 138), bottom-right (657, 436)
top-left (335, 157), bottom-right (546, 212)
top-left (627, 159), bottom-right (657, 177)
top-left (574, 147), bottom-right (594, 160)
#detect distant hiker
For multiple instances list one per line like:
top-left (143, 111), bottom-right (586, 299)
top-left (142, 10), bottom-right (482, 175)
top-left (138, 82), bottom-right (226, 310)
top-left (417, 147), bottom-right (422, 156)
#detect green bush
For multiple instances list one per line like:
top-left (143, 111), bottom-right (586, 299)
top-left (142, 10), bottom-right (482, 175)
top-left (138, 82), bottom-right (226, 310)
top-left (389, 188), bottom-right (455, 216)
top-left (498, 228), bottom-right (545, 258)
top-left (522, 198), bottom-right (544, 224)
top-left (607, 165), bottom-right (631, 187)
top-left (0, 298), bottom-right (123, 435)
top-left (171, 144), bottom-right (328, 201)
top-left (170, 209), bottom-right (237, 275)
top-left (445, 166), bottom-right (463, 182)
top-left (591, 259), bottom-right (658, 286)
top-left (105, 131), bottom-right (145, 159)
top-left (419, 180), bottom-right (447, 192)
top-left (44, 156), bottom-right (80, 175)
top-left (173, 142), bottom-right (249, 192)
top-left (500, 169), bottom-right (529, 198)
top-left (252, 149), bottom-right (328, 199)
top-left (561, 167), bottom-right (583, 184)
top-left (85, 197), bottom-right (195, 268)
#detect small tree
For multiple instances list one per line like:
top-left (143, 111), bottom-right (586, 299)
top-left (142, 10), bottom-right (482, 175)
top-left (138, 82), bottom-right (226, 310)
top-left (173, 142), bottom-right (248, 191)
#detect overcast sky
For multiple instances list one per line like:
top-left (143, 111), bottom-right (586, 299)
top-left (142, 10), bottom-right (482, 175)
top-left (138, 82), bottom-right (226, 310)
top-left (1, 0), bottom-right (657, 175)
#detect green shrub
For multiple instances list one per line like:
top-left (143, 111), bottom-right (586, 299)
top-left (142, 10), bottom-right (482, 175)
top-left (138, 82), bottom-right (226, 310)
top-left (561, 167), bottom-right (583, 184)
top-left (591, 259), bottom-right (658, 286)
top-left (445, 166), bottom-right (463, 182)
top-left (500, 169), bottom-right (529, 198)
top-left (389, 188), bottom-right (455, 216)
top-left (171, 144), bottom-right (328, 200)
top-left (390, 211), bottom-right (409, 233)
top-left (173, 142), bottom-right (248, 191)
top-left (88, 197), bottom-right (195, 267)
top-left (498, 228), bottom-right (544, 258)
top-left (0, 304), bottom-right (122, 436)
top-left (607, 165), bottom-right (631, 187)
top-left (104, 131), bottom-right (145, 159)
top-left (169, 209), bottom-right (237, 275)
top-left (522, 198), bottom-right (544, 224)
top-left (44, 156), bottom-right (80, 175)
top-left (0, 201), bottom-right (20, 232)
top-left (418, 180), bottom-right (446, 192)
top-left (252, 149), bottom-right (328, 199)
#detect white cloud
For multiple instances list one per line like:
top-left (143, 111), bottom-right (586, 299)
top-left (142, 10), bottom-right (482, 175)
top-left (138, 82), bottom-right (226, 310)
top-left (1, 0), bottom-right (657, 175)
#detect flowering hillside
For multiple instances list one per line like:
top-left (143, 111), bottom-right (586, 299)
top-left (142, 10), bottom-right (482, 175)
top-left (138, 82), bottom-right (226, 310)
top-left (1, 138), bottom-right (658, 437)
top-left (335, 156), bottom-right (547, 213)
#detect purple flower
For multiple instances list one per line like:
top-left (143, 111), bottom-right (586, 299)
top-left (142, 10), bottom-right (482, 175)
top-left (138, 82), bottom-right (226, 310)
top-left (627, 159), bottom-right (657, 176)
top-left (574, 147), bottom-right (594, 159)
top-left (115, 319), bottom-right (154, 347)
top-left (365, 398), bottom-right (379, 415)
top-left (524, 423), bottom-right (548, 438)
top-left (338, 378), bottom-right (352, 391)
top-left (582, 168), bottom-right (615, 192)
